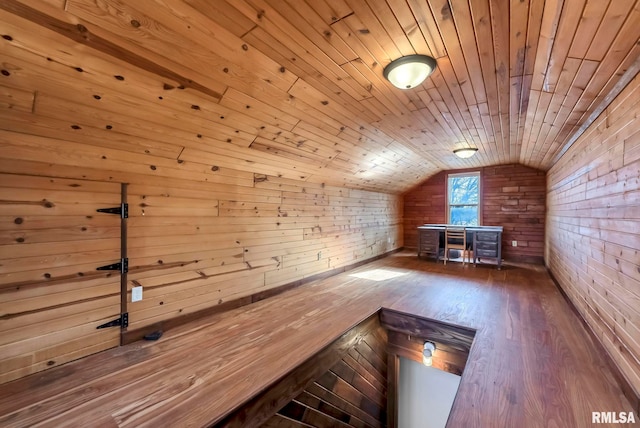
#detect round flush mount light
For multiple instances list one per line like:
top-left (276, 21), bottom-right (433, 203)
top-left (453, 147), bottom-right (479, 159)
top-left (383, 54), bottom-right (437, 89)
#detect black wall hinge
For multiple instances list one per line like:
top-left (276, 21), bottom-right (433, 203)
top-left (97, 203), bottom-right (128, 218)
top-left (97, 312), bottom-right (129, 329)
top-left (97, 258), bottom-right (129, 274)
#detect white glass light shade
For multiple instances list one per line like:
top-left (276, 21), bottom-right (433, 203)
top-left (423, 341), bottom-right (436, 366)
top-left (422, 354), bottom-right (433, 366)
top-left (383, 55), bottom-right (437, 89)
top-left (453, 148), bottom-right (479, 159)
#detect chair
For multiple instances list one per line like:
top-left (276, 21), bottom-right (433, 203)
top-left (444, 226), bottom-right (468, 266)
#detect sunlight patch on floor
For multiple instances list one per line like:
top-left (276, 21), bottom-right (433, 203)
top-left (349, 269), bottom-right (408, 281)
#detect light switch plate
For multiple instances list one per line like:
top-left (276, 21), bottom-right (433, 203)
top-left (132, 286), bottom-right (143, 302)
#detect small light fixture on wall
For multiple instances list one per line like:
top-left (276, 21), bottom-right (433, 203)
top-left (423, 341), bottom-right (436, 366)
top-left (453, 147), bottom-right (479, 159)
top-left (383, 54), bottom-right (437, 89)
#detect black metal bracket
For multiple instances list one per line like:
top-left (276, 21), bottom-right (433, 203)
top-left (97, 258), bottom-right (128, 274)
top-left (97, 203), bottom-right (128, 218)
top-left (97, 312), bottom-right (129, 329)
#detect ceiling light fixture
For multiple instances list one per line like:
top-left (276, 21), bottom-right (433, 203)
top-left (423, 341), bottom-right (436, 366)
top-left (453, 147), bottom-right (479, 159)
top-left (383, 54), bottom-right (437, 89)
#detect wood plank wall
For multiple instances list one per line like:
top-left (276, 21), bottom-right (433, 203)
top-left (546, 72), bottom-right (640, 398)
top-left (125, 178), bottom-right (401, 334)
top-left (0, 170), bottom-right (402, 345)
top-left (0, 176), bottom-right (123, 383)
top-left (483, 165), bottom-right (546, 263)
top-left (0, 3), bottom-right (403, 381)
top-left (403, 164), bottom-right (546, 263)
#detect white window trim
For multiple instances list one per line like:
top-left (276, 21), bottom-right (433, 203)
top-left (447, 171), bottom-right (481, 225)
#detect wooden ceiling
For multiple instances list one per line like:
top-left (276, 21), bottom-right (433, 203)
top-left (1, 0), bottom-right (639, 193)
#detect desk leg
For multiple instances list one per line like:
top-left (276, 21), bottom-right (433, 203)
top-left (497, 232), bottom-right (502, 270)
top-left (472, 233), bottom-right (477, 267)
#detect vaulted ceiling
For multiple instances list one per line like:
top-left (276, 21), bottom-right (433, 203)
top-left (1, 0), bottom-right (639, 193)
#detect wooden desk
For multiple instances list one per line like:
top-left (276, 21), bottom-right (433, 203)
top-left (417, 225), bottom-right (503, 269)
top-left (470, 226), bottom-right (503, 270)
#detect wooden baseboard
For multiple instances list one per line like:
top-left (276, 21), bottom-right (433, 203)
top-left (122, 247), bottom-right (404, 345)
top-left (546, 267), bottom-right (640, 416)
top-left (507, 255), bottom-right (544, 265)
top-left (407, 246), bottom-right (544, 265)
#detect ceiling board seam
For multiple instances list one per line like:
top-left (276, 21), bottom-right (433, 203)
top-left (539, 0), bottom-right (566, 93)
top-left (328, 11), bottom-right (355, 26)
top-left (513, 0), bottom-right (537, 161)
top-left (240, 24), bottom-right (259, 39)
top-left (551, 53), bottom-right (640, 165)
top-left (0, 0), bottom-right (224, 101)
top-left (31, 90), bottom-right (37, 114)
top-left (176, 146), bottom-right (185, 162)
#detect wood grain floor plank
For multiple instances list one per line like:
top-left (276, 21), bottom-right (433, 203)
top-left (0, 251), bottom-right (636, 427)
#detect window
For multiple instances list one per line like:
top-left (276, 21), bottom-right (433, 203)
top-left (447, 172), bottom-right (480, 225)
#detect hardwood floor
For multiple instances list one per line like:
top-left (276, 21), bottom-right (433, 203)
top-left (0, 251), bottom-right (636, 427)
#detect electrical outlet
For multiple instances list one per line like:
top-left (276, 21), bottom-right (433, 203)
top-left (132, 286), bottom-right (143, 302)
top-left (512, 240), bottom-right (518, 247)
